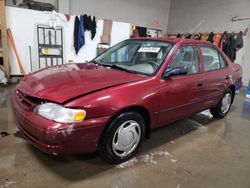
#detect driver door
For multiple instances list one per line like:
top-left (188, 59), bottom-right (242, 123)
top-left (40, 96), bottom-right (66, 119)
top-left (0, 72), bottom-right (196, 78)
top-left (158, 45), bottom-right (205, 126)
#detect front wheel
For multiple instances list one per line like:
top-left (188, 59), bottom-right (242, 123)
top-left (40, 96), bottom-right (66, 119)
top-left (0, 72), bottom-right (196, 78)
top-left (210, 88), bottom-right (233, 118)
top-left (97, 111), bottom-right (145, 164)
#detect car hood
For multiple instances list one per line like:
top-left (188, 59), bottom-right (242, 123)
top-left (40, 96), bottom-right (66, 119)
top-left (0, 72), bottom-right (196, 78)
top-left (17, 63), bottom-right (145, 103)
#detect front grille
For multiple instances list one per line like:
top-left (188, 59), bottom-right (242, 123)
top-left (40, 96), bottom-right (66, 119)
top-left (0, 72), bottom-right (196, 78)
top-left (16, 90), bottom-right (40, 110)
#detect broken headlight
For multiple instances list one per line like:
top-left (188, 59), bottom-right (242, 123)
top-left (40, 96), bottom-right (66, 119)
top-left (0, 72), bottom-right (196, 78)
top-left (34, 103), bottom-right (86, 123)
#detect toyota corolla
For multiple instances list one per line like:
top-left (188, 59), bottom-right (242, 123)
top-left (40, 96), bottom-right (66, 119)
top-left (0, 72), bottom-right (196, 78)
top-left (11, 38), bottom-right (242, 164)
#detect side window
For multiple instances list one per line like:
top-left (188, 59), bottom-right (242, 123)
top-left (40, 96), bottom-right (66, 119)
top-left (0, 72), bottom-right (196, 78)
top-left (201, 47), bottom-right (227, 71)
top-left (219, 54), bottom-right (227, 68)
top-left (170, 46), bottom-right (199, 75)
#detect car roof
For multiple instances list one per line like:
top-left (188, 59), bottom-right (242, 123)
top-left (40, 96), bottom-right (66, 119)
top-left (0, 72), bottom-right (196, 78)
top-left (132, 37), bottom-right (213, 45)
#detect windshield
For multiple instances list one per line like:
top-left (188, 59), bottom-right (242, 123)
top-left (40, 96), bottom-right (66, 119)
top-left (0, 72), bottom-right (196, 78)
top-left (93, 40), bottom-right (173, 75)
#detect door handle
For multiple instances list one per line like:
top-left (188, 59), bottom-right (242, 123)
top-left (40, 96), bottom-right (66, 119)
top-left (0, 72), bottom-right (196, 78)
top-left (225, 75), bottom-right (230, 80)
top-left (197, 81), bottom-right (203, 87)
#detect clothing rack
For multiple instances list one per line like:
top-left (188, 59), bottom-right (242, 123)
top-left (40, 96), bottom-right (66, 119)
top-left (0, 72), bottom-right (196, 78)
top-left (232, 16), bottom-right (250, 22)
top-left (167, 28), bottom-right (248, 37)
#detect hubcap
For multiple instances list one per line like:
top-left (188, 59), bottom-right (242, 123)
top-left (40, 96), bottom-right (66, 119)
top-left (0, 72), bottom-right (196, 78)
top-left (112, 120), bottom-right (141, 157)
top-left (221, 93), bottom-right (232, 114)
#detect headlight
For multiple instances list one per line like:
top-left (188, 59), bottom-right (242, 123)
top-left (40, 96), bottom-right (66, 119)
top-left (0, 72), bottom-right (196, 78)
top-left (34, 103), bottom-right (86, 123)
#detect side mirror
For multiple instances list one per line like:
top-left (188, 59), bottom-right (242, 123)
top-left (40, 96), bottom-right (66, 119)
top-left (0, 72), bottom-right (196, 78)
top-left (162, 67), bottom-right (188, 79)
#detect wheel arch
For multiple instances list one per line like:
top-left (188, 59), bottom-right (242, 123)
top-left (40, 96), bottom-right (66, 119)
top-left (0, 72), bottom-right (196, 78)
top-left (98, 105), bottom-right (152, 148)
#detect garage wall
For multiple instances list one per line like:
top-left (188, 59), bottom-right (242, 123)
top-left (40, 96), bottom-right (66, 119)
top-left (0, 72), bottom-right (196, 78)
top-left (69, 0), bottom-right (171, 32)
top-left (167, 0), bottom-right (250, 87)
top-left (167, 0), bottom-right (250, 33)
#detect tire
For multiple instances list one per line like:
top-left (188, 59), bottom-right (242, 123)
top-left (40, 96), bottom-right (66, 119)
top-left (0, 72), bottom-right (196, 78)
top-left (97, 111), bottom-right (146, 164)
top-left (210, 88), bottom-right (233, 118)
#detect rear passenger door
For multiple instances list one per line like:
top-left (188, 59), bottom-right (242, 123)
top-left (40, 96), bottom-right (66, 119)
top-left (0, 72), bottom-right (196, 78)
top-left (199, 45), bottom-right (230, 108)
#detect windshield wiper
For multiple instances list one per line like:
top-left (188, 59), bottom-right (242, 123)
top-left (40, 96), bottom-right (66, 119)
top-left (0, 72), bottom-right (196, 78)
top-left (101, 64), bottom-right (136, 74)
top-left (91, 60), bottom-right (100, 65)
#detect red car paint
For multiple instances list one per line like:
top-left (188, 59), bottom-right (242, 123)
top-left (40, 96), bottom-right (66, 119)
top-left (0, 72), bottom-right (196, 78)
top-left (11, 38), bottom-right (242, 155)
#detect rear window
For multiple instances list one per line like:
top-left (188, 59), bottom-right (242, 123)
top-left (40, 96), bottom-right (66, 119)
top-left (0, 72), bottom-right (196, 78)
top-left (201, 46), bottom-right (227, 71)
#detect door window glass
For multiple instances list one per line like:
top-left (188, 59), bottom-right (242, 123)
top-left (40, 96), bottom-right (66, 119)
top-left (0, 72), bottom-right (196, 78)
top-left (201, 47), bottom-right (227, 71)
top-left (219, 54), bottom-right (227, 68)
top-left (170, 46), bottom-right (199, 74)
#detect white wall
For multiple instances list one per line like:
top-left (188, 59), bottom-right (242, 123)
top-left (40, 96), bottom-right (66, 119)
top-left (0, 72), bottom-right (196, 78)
top-left (69, 0), bottom-right (171, 32)
top-left (6, 7), bottom-right (131, 75)
top-left (6, 7), bottom-right (52, 75)
top-left (167, 0), bottom-right (250, 86)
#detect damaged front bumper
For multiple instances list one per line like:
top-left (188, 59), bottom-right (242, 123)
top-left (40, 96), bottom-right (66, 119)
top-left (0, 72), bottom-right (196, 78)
top-left (11, 90), bottom-right (110, 155)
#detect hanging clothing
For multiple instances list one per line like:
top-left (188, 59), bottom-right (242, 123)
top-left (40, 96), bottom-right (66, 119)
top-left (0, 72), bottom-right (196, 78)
top-left (83, 14), bottom-right (87, 30)
top-left (91, 16), bottom-right (97, 40)
top-left (194, 33), bottom-right (202, 40)
top-left (74, 15), bottom-right (85, 54)
top-left (81, 15), bottom-right (85, 33)
top-left (207, 32), bottom-right (214, 43)
top-left (101, 19), bottom-right (113, 44)
top-left (201, 34), bottom-right (207, 42)
top-left (74, 16), bottom-right (80, 54)
top-left (64, 14), bottom-right (71, 22)
top-left (223, 35), bottom-right (236, 62)
top-left (83, 14), bottom-right (92, 31)
top-left (235, 31), bottom-right (243, 49)
top-left (185, 33), bottom-right (192, 39)
top-left (48, 10), bottom-right (67, 28)
top-left (132, 29), bottom-right (139, 38)
top-left (176, 33), bottom-right (181, 38)
top-left (213, 33), bottom-right (222, 46)
top-left (136, 26), bottom-right (147, 37)
top-left (219, 31), bottom-right (228, 50)
top-left (78, 15), bottom-right (85, 52)
top-left (82, 14), bottom-right (97, 40)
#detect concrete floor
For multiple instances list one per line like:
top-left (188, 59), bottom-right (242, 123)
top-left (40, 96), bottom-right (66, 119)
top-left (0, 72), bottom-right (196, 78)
top-left (1, 85), bottom-right (250, 188)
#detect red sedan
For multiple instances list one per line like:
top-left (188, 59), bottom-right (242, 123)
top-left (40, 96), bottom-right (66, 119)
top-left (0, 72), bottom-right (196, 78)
top-left (11, 38), bottom-right (242, 164)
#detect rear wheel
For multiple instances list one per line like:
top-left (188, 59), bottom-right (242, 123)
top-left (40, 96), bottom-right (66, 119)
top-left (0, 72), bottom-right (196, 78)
top-left (210, 88), bottom-right (233, 118)
top-left (98, 111), bottom-right (145, 164)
